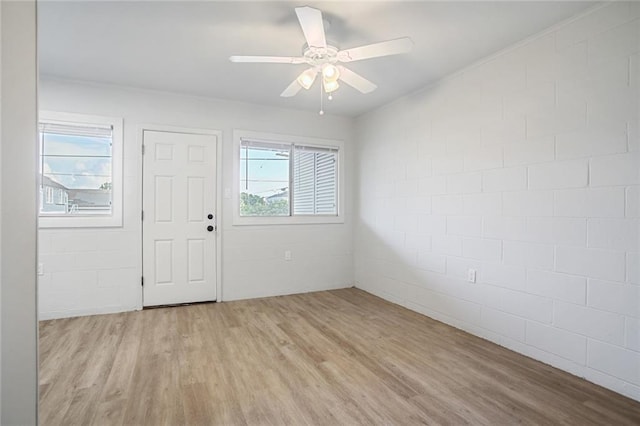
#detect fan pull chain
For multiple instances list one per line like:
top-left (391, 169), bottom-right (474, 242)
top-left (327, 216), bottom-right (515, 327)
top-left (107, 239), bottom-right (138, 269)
top-left (319, 81), bottom-right (324, 115)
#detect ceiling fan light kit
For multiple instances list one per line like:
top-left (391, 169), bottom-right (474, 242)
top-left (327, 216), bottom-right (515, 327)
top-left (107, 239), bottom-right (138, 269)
top-left (323, 79), bottom-right (339, 93)
top-left (229, 6), bottom-right (413, 114)
top-left (322, 63), bottom-right (339, 82)
top-left (297, 68), bottom-right (317, 90)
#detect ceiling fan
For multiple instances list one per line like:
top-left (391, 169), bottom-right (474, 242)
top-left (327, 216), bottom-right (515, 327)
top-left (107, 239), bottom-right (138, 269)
top-left (229, 6), bottom-right (413, 102)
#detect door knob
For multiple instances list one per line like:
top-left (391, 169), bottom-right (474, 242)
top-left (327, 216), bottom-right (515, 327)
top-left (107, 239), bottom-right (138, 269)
top-left (207, 225), bottom-right (214, 232)
top-left (208, 214), bottom-right (213, 220)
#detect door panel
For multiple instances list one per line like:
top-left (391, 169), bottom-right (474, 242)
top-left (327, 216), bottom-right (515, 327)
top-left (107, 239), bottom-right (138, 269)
top-left (143, 130), bottom-right (217, 306)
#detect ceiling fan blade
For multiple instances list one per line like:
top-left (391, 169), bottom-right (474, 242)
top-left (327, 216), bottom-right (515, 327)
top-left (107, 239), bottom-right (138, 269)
top-left (229, 55), bottom-right (306, 64)
top-left (295, 6), bottom-right (327, 49)
top-left (337, 37), bottom-right (413, 62)
top-left (337, 66), bottom-right (377, 94)
top-left (280, 79), bottom-right (302, 97)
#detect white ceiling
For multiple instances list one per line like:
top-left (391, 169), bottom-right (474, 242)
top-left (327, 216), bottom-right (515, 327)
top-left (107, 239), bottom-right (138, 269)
top-left (38, 1), bottom-right (597, 117)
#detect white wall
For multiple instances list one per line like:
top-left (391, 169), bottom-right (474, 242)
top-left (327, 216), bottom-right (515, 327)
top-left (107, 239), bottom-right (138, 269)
top-left (354, 2), bottom-right (640, 401)
top-left (38, 78), bottom-right (354, 319)
top-left (1, 1), bottom-right (38, 423)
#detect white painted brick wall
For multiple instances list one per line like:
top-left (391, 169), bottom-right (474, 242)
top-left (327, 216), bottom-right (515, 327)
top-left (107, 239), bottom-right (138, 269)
top-left (462, 238), bottom-right (502, 262)
top-left (526, 321), bottom-right (586, 363)
top-left (418, 175), bottom-right (447, 195)
top-left (503, 137), bottom-right (555, 166)
top-left (591, 152), bottom-right (640, 187)
top-left (627, 252), bottom-right (639, 284)
top-left (503, 190), bottom-right (554, 216)
top-left (463, 145), bottom-right (503, 171)
top-left (431, 235), bottom-right (463, 256)
top-left (626, 317), bottom-right (640, 351)
top-left (418, 215), bottom-right (447, 235)
top-left (446, 172), bottom-right (482, 194)
top-left (587, 218), bottom-right (639, 251)
top-left (528, 159), bottom-right (589, 190)
top-left (554, 187), bottom-right (625, 218)
top-left (483, 263), bottom-right (526, 290)
top-left (554, 301), bottom-right (625, 345)
top-left (588, 340), bottom-right (640, 386)
top-left (432, 195), bottom-right (464, 215)
top-left (355, 3), bottom-right (640, 401)
top-left (503, 241), bottom-right (555, 270)
top-left (463, 193), bottom-right (502, 216)
top-left (525, 269), bottom-right (586, 305)
top-left (525, 217), bottom-right (587, 246)
top-left (447, 216), bottom-right (482, 237)
top-left (432, 155), bottom-right (463, 175)
top-left (487, 286), bottom-right (554, 323)
top-left (483, 167), bottom-right (527, 192)
top-left (626, 186), bottom-right (639, 217)
top-left (405, 233), bottom-right (431, 251)
top-left (556, 128), bottom-right (628, 160)
top-left (481, 307), bottom-right (526, 341)
top-left (588, 279), bottom-right (639, 317)
top-left (483, 216), bottom-right (527, 240)
top-left (417, 251), bottom-right (446, 274)
top-left (556, 246), bottom-right (626, 281)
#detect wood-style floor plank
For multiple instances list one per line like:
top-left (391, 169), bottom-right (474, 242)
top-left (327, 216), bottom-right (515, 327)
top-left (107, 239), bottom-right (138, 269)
top-left (39, 288), bottom-right (640, 425)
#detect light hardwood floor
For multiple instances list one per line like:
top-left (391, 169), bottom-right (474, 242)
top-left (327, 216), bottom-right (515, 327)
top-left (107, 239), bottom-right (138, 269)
top-left (40, 288), bottom-right (640, 425)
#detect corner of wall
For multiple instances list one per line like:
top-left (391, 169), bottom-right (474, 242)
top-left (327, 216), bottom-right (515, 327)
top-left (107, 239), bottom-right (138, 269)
top-left (1, 0), bottom-right (38, 423)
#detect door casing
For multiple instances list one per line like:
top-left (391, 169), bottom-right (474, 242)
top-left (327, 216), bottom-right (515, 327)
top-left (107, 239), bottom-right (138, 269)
top-left (138, 124), bottom-right (223, 308)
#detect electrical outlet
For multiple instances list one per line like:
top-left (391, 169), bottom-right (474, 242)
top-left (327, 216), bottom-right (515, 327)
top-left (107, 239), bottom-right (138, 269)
top-left (467, 269), bottom-right (476, 283)
top-left (38, 263), bottom-right (44, 276)
top-left (284, 250), bottom-right (292, 261)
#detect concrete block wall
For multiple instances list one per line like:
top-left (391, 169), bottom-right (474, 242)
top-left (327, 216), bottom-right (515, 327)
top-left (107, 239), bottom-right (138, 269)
top-left (38, 79), bottom-right (354, 319)
top-left (354, 2), bottom-right (640, 400)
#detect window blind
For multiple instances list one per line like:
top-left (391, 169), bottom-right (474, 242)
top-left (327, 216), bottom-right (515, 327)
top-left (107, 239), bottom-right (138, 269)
top-left (293, 146), bottom-right (337, 215)
top-left (240, 139), bottom-right (291, 152)
top-left (39, 121), bottom-right (113, 139)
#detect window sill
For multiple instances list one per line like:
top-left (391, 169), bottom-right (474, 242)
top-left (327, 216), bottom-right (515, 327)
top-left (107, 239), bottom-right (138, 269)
top-left (39, 214), bottom-right (123, 229)
top-left (233, 215), bottom-right (344, 226)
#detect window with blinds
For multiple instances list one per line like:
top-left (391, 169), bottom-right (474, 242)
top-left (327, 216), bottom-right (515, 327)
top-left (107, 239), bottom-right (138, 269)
top-left (293, 146), bottom-right (337, 215)
top-left (39, 120), bottom-right (114, 216)
top-left (239, 138), bottom-right (339, 217)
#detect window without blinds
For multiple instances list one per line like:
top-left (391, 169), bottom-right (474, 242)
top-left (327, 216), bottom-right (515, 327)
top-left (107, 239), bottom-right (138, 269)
top-left (239, 140), bottom-right (291, 217)
top-left (39, 121), bottom-right (114, 216)
top-left (294, 146), bottom-right (337, 215)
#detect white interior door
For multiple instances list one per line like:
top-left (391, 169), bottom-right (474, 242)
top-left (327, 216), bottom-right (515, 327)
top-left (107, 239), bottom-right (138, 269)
top-left (142, 130), bottom-right (217, 306)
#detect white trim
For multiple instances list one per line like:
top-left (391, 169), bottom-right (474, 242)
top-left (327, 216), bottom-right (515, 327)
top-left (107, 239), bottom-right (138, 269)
top-left (233, 129), bottom-right (345, 226)
top-left (38, 110), bottom-right (124, 228)
top-left (138, 123), bottom-right (223, 303)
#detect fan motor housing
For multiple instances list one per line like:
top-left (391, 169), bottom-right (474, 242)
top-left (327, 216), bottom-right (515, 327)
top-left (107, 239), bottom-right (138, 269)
top-left (302, 44), bottom-right (339, 66)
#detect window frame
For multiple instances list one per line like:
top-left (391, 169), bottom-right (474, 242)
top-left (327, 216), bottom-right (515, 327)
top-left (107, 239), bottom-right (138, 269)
top-left (38, 111), bottom-right (124, 228)
top-left (233, 130), bottom-right (344, 226)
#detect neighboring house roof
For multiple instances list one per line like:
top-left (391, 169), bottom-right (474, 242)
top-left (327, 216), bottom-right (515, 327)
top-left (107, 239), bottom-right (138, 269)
top-left (41, 175), bottom-right (68, 191)
top-left (67, 189), bottom-right (111, 207)
top-left (266, 190), bottom-right (288, 202)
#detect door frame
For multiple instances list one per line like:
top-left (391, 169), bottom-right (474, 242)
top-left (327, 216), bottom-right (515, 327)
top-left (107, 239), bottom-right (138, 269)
top-left (137, 124), bottom-right (223, 307)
